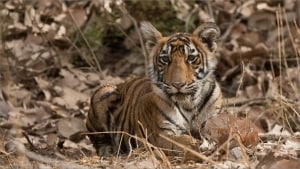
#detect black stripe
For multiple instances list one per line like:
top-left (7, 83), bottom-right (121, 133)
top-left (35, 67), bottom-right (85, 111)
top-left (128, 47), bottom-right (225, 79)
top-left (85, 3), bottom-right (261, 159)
top-left (119, 78), bottom-right (148, 133)
top-left (106, 108), bottom-right (111, 131)
top-left (198, 82), bottom-right (216, 111)
top-left (136, 107), bottom-right (151, 139)
top-left (157, 68), bottom-right (163, 82)
top-left (192, 82), bottom-right (216, 121)
top-left (130, 106), bottom-right (136, 135)
top-left (181, 37), bottom-right (190, 45)
top-left (120, 134), bottom-right (127, 152)
top-left (114, 78), bottom-right (141, 126)
top-left (86, 112), bottom-right (96, 131)
top-left (175, 103), bottom-right (189, 123)
top-left (200, 51), bottom-right (205, 70)
top-left (155, 104), bottom-right (186, 131)
top-left (205, 52), bottom-right (208, 73)
top-left (167, 34), bottom-right (190, 44)
top-left (118, 103), bottom-right (128, 132)
top-left (196, 53), bottom-right (211, 80)
top-left (195, 51), bottom-right (205, 79)
top-left (90, 88), bottom-right (102, 121)
top-left (119, 78), bottom-right (148, 151)
top-left (183, 107), bottom-right (194, 112)
top-left (111, 97), bottom-right (121, 104)
top-left (95, 90), bottom-right (120, 132)
top-left (88, 86), bottom-right (109, 126)
top-left (196, 70), bottom-right (209, 80)
top-left (127, 79), bottom-right (147, 133)
top-left (113, 78), bottom-right (145, 151)
top-left (167, 37), bottom-right (178, 43)
top-left (99, 91), bottom-right (118, 102)
top-left (87, 109), bottom-right (102, 132)
top-left (90, 102), bottom-right (102, 130)
top-left (113, 108), bottom-right (122, 131)
top-left (106, 105), bottom-right (117, 131)
top-left (158, 127), bottom-right (174, 133)
top-left (143, 115), bottom-right (153, 137)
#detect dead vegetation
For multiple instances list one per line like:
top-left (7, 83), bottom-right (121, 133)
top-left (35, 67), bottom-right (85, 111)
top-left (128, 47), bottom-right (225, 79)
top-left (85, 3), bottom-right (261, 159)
top-left (0, 0), bottom-right (300, 168)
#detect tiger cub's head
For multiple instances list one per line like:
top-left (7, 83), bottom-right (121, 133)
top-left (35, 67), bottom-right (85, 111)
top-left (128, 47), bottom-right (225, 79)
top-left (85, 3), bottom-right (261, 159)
top-left (140, 21), bottom-right (220, 105)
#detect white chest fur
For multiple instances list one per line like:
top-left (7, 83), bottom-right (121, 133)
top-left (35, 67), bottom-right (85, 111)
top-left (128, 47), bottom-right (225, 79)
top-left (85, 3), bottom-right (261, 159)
top-left (159, 105), bottom-right (192, 135)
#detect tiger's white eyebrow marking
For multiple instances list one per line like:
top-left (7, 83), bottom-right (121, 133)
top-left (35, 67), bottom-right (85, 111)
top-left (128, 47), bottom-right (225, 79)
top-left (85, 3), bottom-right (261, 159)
top-left (188, 43), bottom-right (198, 55)
top-left (161, 43), bottom-right (171, 56)
top-left (184, 45), bottom-right (189, 56)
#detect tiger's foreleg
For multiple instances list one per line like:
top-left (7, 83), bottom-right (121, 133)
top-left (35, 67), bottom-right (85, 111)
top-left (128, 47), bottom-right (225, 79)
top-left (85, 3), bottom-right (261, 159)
top-left (86, 85), bottom-right (120, 156)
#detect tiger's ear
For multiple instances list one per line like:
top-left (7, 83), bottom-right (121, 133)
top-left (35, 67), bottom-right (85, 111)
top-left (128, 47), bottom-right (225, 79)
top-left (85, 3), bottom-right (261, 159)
top-left (193, 22), bottom-right (220, 52)
top-left (140, 21), bottom-right (162, 52)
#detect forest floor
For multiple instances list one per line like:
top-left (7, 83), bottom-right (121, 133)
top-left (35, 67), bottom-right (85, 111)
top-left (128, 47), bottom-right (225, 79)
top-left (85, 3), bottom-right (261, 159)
top-left (0, 0), bottom-right (300, 168)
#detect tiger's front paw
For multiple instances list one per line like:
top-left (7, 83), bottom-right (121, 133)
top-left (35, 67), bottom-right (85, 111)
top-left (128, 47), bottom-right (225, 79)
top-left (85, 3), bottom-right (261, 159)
top-left (179, 134), bottom-right (201, 149)
top-left (162, 134), bottom-right (202, 152)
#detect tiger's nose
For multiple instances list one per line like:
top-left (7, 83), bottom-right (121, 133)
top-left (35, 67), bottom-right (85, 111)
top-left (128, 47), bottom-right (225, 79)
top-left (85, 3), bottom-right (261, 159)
top-left (171, 82), bottom-right (185, 89)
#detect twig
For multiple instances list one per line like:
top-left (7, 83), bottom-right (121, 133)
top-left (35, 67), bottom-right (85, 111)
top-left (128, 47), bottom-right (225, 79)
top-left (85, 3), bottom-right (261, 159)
top-left (234, 135), bottom-right (251, 168)
top-left (204, 0), bottom-right (214, 20)
top-left (208, 128), bottom-right (233, 159)
top-left (0, 13), bottom-right (12, 88)
top-left (67, 9), bottom-right (104, 78)
top-left (218, 1), bottom-right (251, 43)
top-left (117, 5), bottom-right (147, 71)
top-left (283, 9), bottom-right (300, 102)
top-left (64, 36), bottom-right (95, 68)
top-left (114, 23), bottom-right (144, 54)
top-left (184, 5), bottom-right (199, 32)
top-left (296, 0), bottom-right (300, 27)
top-left (258, 133), bottom-right (294, 142)
top-left (0, 47), bottom-right (12, 88)
top-left (22, 132), bottom-right (36, 150)
top-left (219, 18), bottom-right (242, 43)
top-left (224, 97), bottom-right (275, 107)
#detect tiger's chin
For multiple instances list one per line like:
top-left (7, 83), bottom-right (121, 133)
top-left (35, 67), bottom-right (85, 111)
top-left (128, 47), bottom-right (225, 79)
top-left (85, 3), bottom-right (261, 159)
top-left (172, 93), bottom-right (188, 101)
top-left (170, 92), bottom-right (193, 105)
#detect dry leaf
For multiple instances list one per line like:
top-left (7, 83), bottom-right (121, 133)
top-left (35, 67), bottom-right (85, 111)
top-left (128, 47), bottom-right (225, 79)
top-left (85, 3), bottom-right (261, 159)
top-left (0, 91), bottom-right (10, 118)
top-left (256, 152), bottom-right (300, 169)
top-left (63, 140), bottom-right (78, 149)
top-left (59, 69), bottom-right (81, 89)
top-left (57, 117), bottom-right (86, 138)
top-left (248, 11), bottom-right (275, 31)
top-left (204, 113), bottom-right (259, 147)
top-left (269, 159), bottom-right (300, 169)
top-left (52, 86), bottom-right (89, 109)
top-left (67, 7), bottom-right (87, 28)
top-left (46, 133), bottom-right (58, 147)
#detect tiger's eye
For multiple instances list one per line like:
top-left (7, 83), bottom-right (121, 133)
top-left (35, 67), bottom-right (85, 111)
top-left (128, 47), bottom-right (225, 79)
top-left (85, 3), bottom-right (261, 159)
top-left (187, 55), bottom-right (197, 63)
top-left (160, 56), bottom-right (169, 64)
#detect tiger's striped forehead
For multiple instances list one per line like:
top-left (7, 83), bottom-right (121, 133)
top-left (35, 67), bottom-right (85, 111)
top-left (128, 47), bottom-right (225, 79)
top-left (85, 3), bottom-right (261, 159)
top-left (160, 33), bottom-right (199, 57)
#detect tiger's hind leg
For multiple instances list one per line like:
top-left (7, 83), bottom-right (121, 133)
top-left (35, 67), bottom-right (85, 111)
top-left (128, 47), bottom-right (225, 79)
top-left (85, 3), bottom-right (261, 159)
top-left (86, 85), bottom-right (120, 156)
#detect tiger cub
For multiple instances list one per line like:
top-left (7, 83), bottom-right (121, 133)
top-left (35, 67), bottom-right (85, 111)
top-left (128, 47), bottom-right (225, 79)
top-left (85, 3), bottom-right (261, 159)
top-left (86, 21), bottom-right (223, 158)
